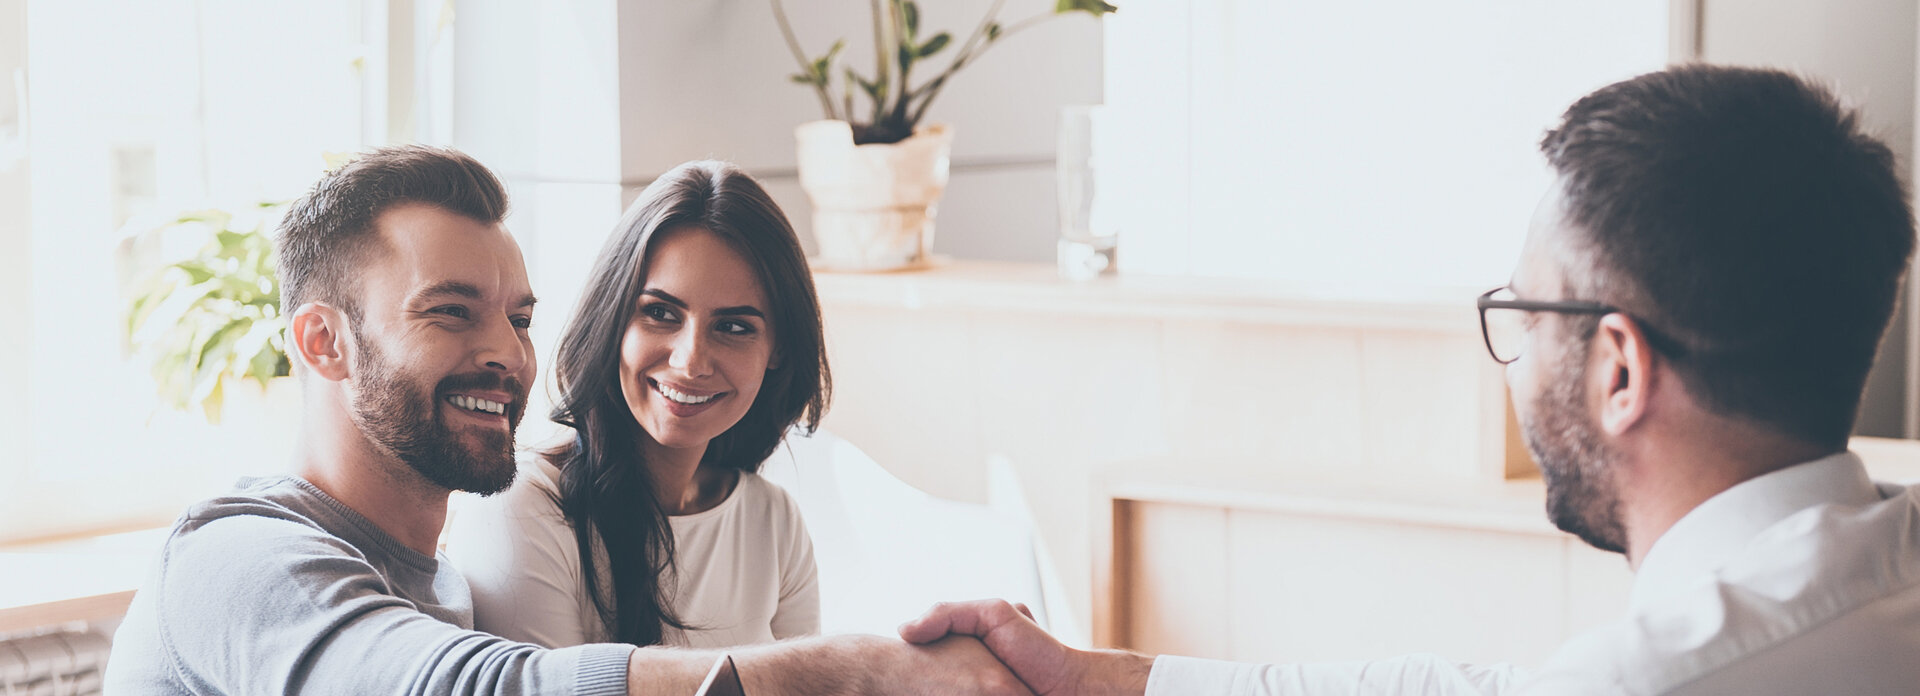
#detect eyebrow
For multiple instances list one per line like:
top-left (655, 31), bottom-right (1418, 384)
top-left (642, 288), bottom-right (765, 318)
top-left (410, 280), bottom-right (539, 309)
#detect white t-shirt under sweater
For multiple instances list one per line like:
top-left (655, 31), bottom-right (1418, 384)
top-left (445, 455), bottom-right (820, 649)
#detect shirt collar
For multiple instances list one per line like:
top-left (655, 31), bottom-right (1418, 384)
top-left (1629, 451), bottom-right (1880, 610)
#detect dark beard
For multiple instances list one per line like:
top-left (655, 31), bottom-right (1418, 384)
top-left (348, 337), bottom-right (525, 495)
top-left (1522, 343), bottom-right (1629, 555)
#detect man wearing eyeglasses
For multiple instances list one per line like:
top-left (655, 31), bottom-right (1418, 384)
top-left (898, 65), bottom-right (1920, 694)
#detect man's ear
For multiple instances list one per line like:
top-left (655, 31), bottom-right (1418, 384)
top-left (1593, 313), bottom-right (1657, 436)
top-left (289, 302), bottom-right (354, 382)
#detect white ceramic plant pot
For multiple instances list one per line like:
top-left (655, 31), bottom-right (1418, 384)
top-left (796, 120), bottom-right (953, 271)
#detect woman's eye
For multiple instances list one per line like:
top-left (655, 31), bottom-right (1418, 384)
top-left (431, 305), bottom-right (471, 319)
top-left (642, 304), bottom-right (679, 322)
top-left (511, 316), bottom-right (533, 329)
top-left (717, 320), bottom-right (756, 336)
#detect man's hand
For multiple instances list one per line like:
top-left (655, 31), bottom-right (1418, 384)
top-left (899, 599), bottom-right (1152, 696)
top-left (877, 634), bottom-right (1036, 696)
top-left (729, 633), bottom-right (1032, 696)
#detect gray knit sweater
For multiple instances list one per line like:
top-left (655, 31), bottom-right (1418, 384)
top-left (104, 476), bottom-right (634, 695)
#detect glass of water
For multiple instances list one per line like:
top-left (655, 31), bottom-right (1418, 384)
top-left (1057, 105), bottom-right (1116, 280)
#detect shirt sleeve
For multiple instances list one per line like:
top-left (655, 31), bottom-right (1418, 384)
top-left (444, 478), bottom-right (597, 649)
top-left (1145, 654), bottom-right (1523, 696)
top-left (768, 481), bottom-right (822, 640)
top-left (153, 513), bottom-right (631, 696)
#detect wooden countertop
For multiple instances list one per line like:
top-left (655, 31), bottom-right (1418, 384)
top-left (1099, 436), bottom-right (1920, 537)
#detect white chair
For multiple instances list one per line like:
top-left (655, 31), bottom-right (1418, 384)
top-left (759, 429), bottom-right (1083, 645)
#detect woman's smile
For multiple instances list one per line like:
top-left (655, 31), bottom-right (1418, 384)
top-left (649, 377), bottom-right (728, 418)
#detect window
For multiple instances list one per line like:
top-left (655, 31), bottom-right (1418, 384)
top-left (1, 0), bottom-right (391, 542)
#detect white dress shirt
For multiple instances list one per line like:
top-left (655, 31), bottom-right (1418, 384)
top-left (444, 456), bottom-right (820, 649)
top-left (1144, 452), bottom-right (1920, 695)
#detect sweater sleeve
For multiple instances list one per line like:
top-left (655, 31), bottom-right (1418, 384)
top-left (445, 476), bottom-right (598, 649)
top-left (153, 513), bottom-right (630, 696)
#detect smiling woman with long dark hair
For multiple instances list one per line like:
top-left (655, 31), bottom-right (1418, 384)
top-left (445, 160), bottom-right (831, 648)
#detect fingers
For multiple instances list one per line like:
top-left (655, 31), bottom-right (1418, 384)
top-left (959, 637), bottom-right (1038, 696)
top-left (900, 599), bottom-right (1026, 644)
top-left (899, 602), bottom-right (1081, 696)
top-left (1014, 603), bottom-right (1035, 621)
top-left (909, 635), bottom-right (1034, 696)
top-left (899, 601), bottom-right (963, 644)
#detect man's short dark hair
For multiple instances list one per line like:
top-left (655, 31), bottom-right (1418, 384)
top-left (1541, 65), bottom-right (1915, 448)
top-left (276, 145), bottom-right (509, 321)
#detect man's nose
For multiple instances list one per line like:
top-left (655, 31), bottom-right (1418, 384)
top-left (477, 316), bottom-right (527, 374)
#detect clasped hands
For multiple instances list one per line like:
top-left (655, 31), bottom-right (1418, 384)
top-left (893, 599), bottom-right (1149, 696)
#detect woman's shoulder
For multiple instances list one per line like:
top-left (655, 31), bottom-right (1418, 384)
top-left (463, 452), bottom-right (567, 519)
top-left (515, 451), bottom-right (565, 493)
top-left (723, 471), bottom-right (811, 534)
top-left (443, 453), bottom-right (578, 572)
top-left (733, 471), bottom-right (800, 511)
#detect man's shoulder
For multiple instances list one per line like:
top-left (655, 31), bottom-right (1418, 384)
top-left (166, 476), bottom-right (371, 569)
top-left (108, 478), bottom-right (402, 693)
top-left (1529, 488), bottom-right (1920, 693)
top-left (179, 476), bottom-right (327, 524)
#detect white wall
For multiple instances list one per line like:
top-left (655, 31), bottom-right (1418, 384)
top-left (611, 0), bottom-right (1103, 262)
top-left (1100, 0), bottom-right (1670, 295)
top-left (452, 0), bottom-right (628, 437)
top-left (452, 0), bottom-right (1104, 434)
top-left (1697, 0), bottom-right (1918, 438)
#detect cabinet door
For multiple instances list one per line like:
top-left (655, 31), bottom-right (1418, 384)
top-left (1114, 501), bottom-right (1632, 666)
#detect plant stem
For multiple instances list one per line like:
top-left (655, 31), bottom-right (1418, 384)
top-left (887, 0), bottom-right (914, 131)
top-left (993, 12), bottom-right (1053, 41)
top-left (772, 0), bottom-right (839, 120)
top-left (844, 71), bottom-right (857, 122)
top-left (870, 0), bottom-right (891, 126)
top-left (902, 0), bottom-right (1007, 129)
top-left (952, 0), bottom-right (1008, 72)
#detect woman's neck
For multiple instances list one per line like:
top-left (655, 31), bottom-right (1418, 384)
top-left (639, 437), bottom-right (733, 515)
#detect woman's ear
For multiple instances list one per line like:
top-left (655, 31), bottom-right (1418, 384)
top-left (289, 302), bottom-right (354, 382)
top-left (767, 351), bottom-right (782, 371)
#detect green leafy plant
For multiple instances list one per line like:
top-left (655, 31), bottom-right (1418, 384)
top-left (773, 0), bottom-right (1117, 145)
top-left (125, 203), bottom-right (290, 423)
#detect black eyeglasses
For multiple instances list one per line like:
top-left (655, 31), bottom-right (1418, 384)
top-left (1477, 286), bottom-right (1618, 364)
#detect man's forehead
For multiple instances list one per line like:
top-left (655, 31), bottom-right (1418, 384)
top-left (1513, 182), bottom-right (1576, 296)
top-left (370, 205), bottom-right (532, 304)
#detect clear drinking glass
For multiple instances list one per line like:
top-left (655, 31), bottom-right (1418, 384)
top-left (1057, 105), bottom-right (1116, 280)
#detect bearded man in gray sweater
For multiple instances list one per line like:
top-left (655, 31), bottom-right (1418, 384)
top-left (104, 145), bottom-right (1028, 696)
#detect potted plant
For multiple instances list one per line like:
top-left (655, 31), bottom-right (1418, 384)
top-left (772, 0), bottom-right (1116, 271)
top-left (125, 203), bottom-right (291, 423)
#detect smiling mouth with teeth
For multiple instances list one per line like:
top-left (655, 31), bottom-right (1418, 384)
top-left (655, 381), bottom-right (720, 405)
top-left (446, 394), bottom-right (509, 415)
